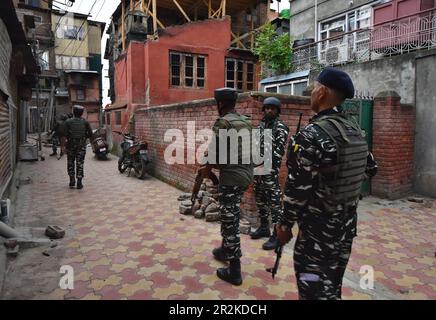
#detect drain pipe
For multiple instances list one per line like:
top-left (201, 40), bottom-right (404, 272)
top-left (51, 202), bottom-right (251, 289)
top-left (0, 200), bottom-right (20, 238)
top-left (0, 221), bottom-right (20, 239)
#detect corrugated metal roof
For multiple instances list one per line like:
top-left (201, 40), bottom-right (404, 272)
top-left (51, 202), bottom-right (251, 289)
top-left (260, 70), bottom-right (310, 85)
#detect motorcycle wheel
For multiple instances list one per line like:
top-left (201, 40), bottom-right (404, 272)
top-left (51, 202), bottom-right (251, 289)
top-left (134, 158), bottom-right (148, 179)
top-left (118, 156), bottom-right (128, 173)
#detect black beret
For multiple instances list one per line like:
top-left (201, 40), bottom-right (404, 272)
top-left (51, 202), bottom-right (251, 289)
top-left (214, 88), bottom-right (237, 102)
top-left (316, 67), bottom-right (355, 99)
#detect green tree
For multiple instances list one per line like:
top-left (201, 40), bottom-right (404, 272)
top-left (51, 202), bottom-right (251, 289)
top-left (253, 23), bottom-right (292, 75)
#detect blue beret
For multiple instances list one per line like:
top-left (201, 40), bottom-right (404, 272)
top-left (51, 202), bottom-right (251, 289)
top-left (316, 67), bottom-right (355, 99)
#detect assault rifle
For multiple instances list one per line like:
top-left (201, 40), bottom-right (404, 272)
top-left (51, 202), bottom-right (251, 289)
top-left (267, 113), bottom-right (303, 279)
top-left (266, 242), bottom-right (283, 279)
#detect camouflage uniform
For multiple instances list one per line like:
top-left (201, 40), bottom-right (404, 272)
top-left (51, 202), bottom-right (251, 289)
top-left (211, 111), bottom-right (253, 260)
top-left (65, 117), bottom-right (92, 179)
top-left (50, 119), bottom-right (67, 155)
top-left (280, 106), bottom-right (377, 300)
top-left (254, 117), bottom-right (289, 225)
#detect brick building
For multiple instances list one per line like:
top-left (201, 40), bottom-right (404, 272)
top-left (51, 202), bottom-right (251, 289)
top-left (104, 0), bottom-right (276, 135)
top-left (0, 0), bottom-right (38, 199)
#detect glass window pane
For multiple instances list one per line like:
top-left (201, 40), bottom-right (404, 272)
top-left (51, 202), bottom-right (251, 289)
top-left (56, 55), bottom-right (62, 69)
top-left (247, 83), bottom-right (253, 90)
top-left (197, 67), bottom-right (204, 78)
top-left (197, 79), bottom-right (204, 87)
top-left (72, 57), bottom-right (79, 69)
top-left (63, 56), bottom-right (71, 69)
top-left (279, 84), bottom-right (293, 95)
top-left (171, 53), bottom-right (180, 66)
top-left (171, 77), bottom-right (180, 86)
top-left (185, 78), bottom-right (193, 87)
top-left (185, 56), bottom-right (193, 66)
top-left (226, 81), bottom-right (235, 88)
top-left (266, 86), bottom-right (278, 93)
top-left (293, 82), bottom-right (308, 96)
top-left (197, 57), bottom-right (205, 68)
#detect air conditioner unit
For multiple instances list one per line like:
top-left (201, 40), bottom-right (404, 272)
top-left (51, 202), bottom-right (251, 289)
top-left (325, 45), bottom-right (349, 64)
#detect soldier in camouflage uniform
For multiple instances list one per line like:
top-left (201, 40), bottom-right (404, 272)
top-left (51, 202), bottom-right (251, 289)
top-left (50, 114), bottom-right (68, 156)
top-left (204, 88), bottom-right (253, 286)
top-left (65, 105), bottom-right (92, 189)
top-left (250, 97), bottom-right (289, 251)
top-left (276, 68), bottom-right (378, 300)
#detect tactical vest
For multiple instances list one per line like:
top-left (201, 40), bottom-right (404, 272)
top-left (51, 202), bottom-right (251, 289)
top-left (56, 120), bottom-right (68, 137)
top-left (220, 112), bottom-right (253, 165)
top-left (312, 113), bottom-right (368, 208)
top-left (67, 118), bottom-right (88, 140)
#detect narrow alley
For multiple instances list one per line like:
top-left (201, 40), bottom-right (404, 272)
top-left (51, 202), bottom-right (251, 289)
top-left (1, 146), bottom-right (434, 300)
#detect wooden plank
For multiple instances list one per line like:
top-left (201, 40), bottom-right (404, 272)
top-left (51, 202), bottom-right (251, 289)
top-left (230, 23), bottom-right (269, 45)
top-left (149, 9), bottom-right (165, 29)
top-left (152, 0), bottom-right (157, 33)
top-left (231, 31), bottom-right (246, 49)
top-left (173, 0), bottom-right (191, 22)
top-left (222, 0), bottom-right (226, 17)
top-left (121, 0), bottom-right (125, 51)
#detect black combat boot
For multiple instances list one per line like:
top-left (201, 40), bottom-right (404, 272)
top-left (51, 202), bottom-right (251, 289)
top-left (262, 228), bottom-right (278, 251)
top-left (250, 218), bottom-right (270, 239)
top-left (216, 259), bottom-right (242, 286)
top-left (76, 178), bottom-right (83, 190)
top-left (69, 176), bottom-right (75, 188)
top-left (212, 241), bottom-right (227, 262)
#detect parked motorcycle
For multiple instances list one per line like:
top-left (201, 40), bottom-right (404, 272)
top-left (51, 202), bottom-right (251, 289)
top-left (91, 128), bottom-right (110, 160)
top-left (114, 131), bottom-right (150, 179)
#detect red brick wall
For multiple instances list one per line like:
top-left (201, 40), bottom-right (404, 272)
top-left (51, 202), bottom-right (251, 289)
top-left (135, 93), bottom-right (312, 222)
top-left (372, 91), bottom-right (415, 199)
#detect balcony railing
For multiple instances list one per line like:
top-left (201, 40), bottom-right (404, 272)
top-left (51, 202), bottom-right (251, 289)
top-left (293, 8), bottom-right (436, 72)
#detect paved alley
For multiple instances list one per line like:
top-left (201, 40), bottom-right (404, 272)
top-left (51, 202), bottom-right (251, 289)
top-left (1, 146), bottom-right (435, 300)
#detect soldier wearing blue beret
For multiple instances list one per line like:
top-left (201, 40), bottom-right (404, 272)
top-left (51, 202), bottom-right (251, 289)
top-left (275, 67), bottom-right (378, 299)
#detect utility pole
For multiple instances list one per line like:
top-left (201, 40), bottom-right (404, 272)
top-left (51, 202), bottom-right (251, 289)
top-left (314, 0), bottom-right (318, 41)
top-left (36, 75), bottom-right (42, 151)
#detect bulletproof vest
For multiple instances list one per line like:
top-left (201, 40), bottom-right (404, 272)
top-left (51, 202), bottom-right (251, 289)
top-left (67, 118), bottom-right (88, 140)
top-left (56, 120), bottom-right (68, 137)
top-left (312, 113), bottom-right (368, 208)
top-left (220, 112), bottom-right (253, 165)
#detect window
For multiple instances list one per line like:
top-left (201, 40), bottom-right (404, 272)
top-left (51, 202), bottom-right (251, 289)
top-left (40, 51), bottom-right (49, 71)
top-left (226, 59), bottom-right (255, 91)
top-left (55, 55), bottom-right (88, 70)
top-left (23, 0), bottom-right (40, 7)
top-left (264, 79), bottom-right (308, 96)
top-left (318, 4), bottom-right (374, 60)
top-left (169, 52), bottom-right (206, 88)
top-left (115, 111), bottom-right (122, 125)
top-left (106, 112), bottom-right (111, 125)
top-left (76, 88), bottom-right (85, 101)
top-left (56, 24), bottom-right (86, 41)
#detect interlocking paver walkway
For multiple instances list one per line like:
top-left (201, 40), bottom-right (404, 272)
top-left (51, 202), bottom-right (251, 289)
top-left (1, 146), bottom-right (435, 300)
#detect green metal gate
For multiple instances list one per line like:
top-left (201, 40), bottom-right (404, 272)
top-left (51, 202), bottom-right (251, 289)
top-left (342, 99), bottom-right (374, 195)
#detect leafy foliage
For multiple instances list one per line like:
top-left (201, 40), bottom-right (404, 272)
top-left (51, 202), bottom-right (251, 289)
top-left (253, 23), bottom-right (292, 75)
